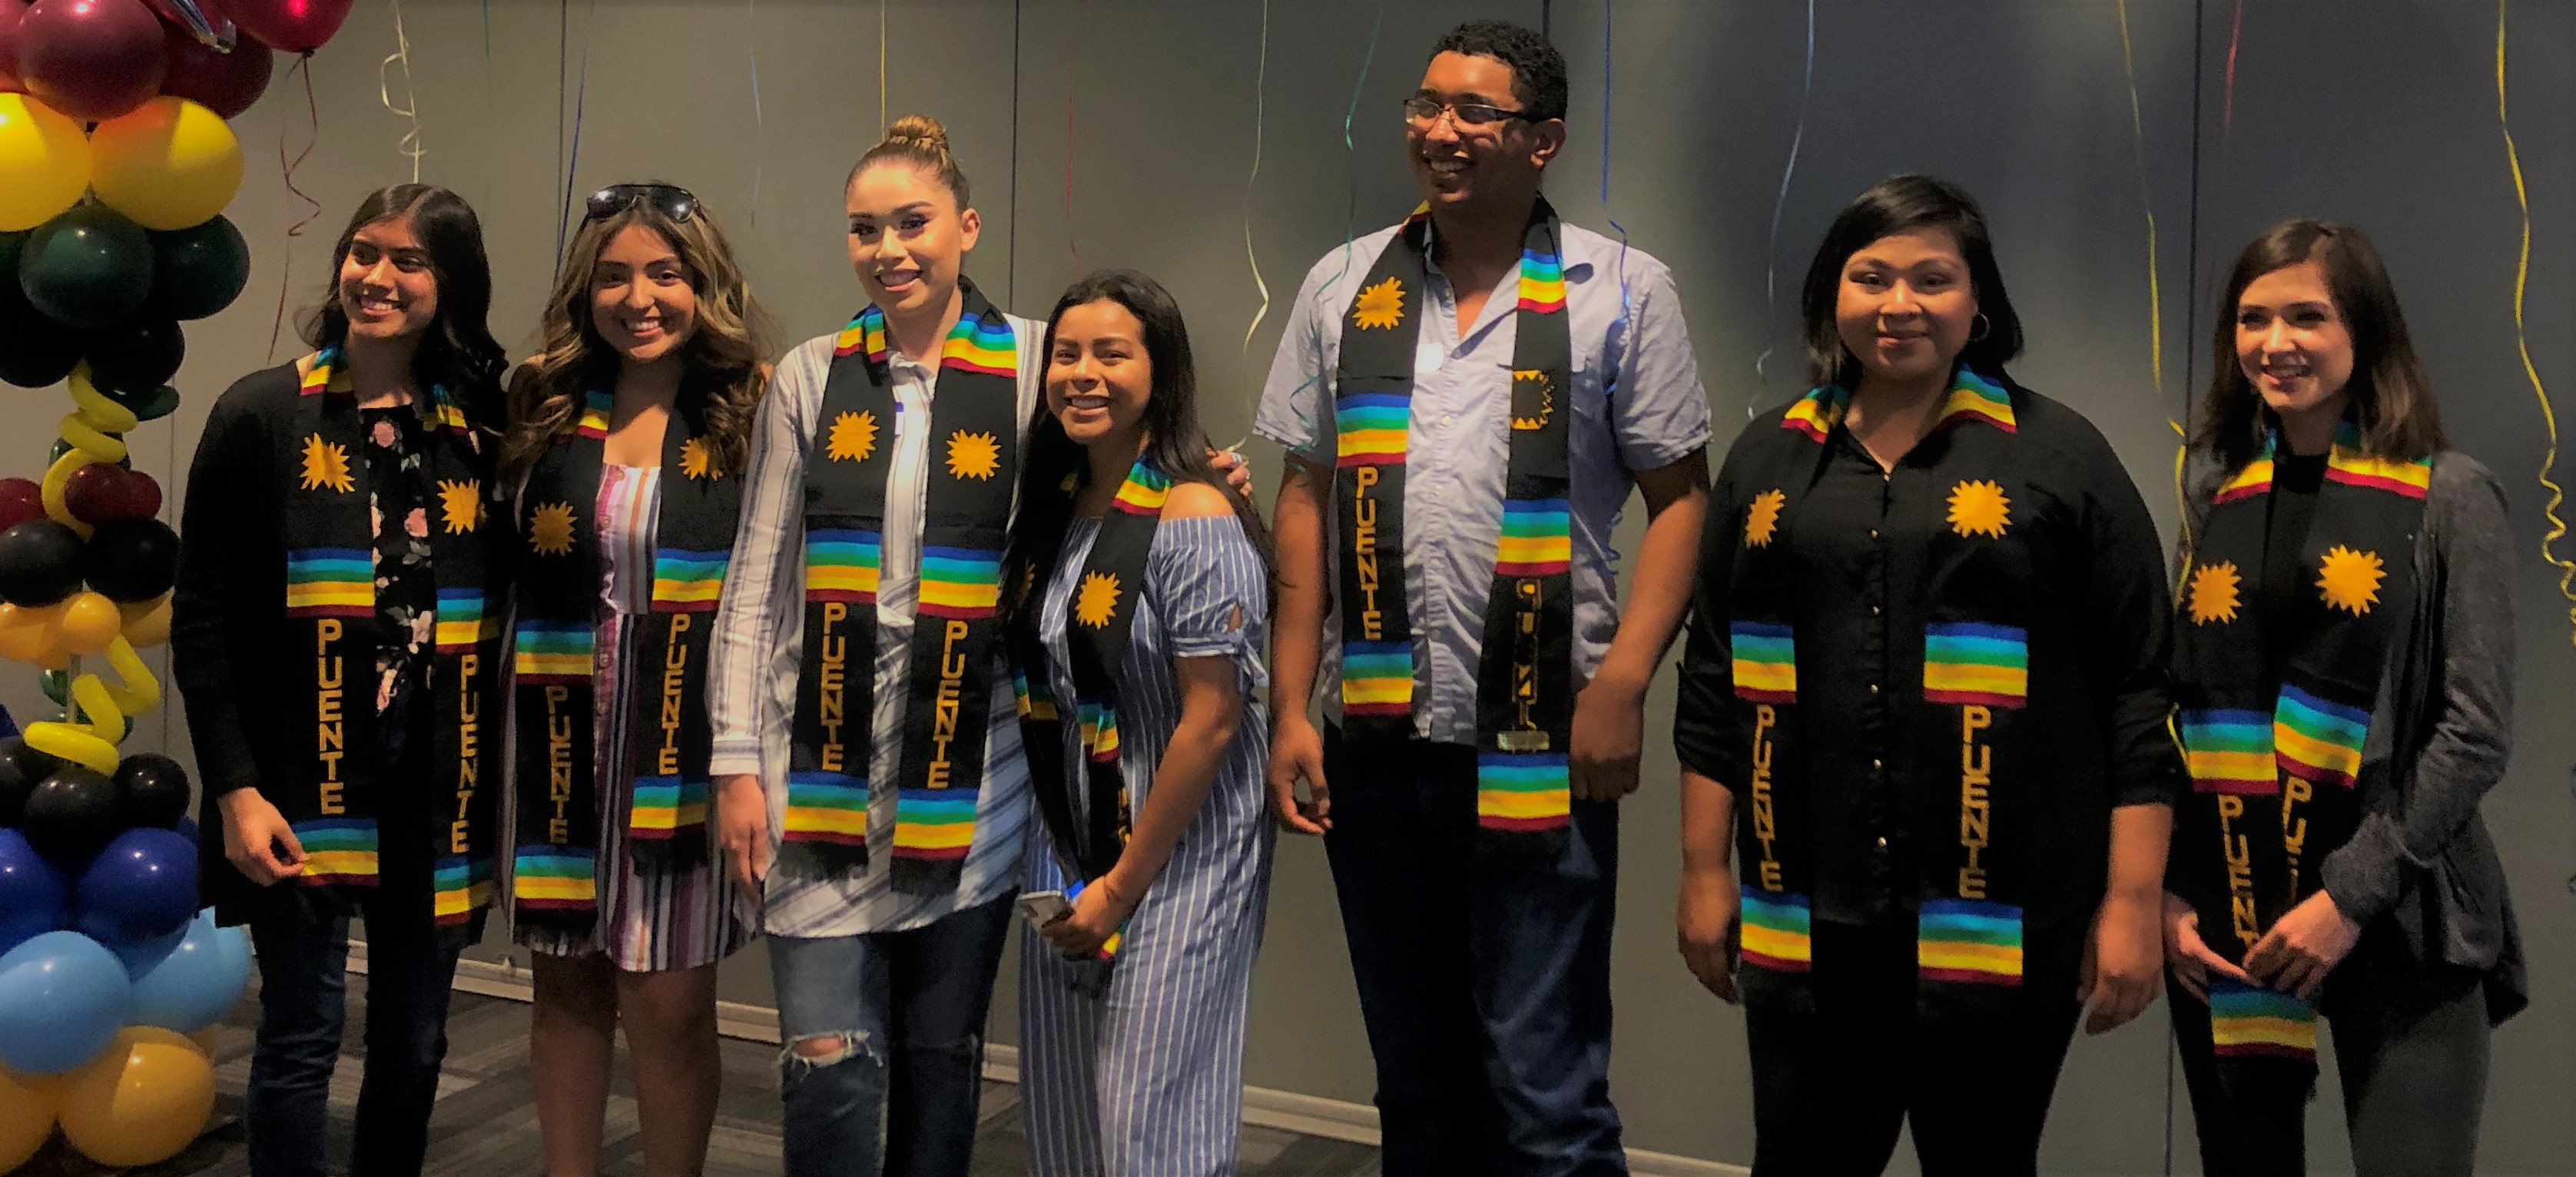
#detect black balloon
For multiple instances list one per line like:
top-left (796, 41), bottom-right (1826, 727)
top-left (81, 516), bottom-right (177, 602)
top-left (22, 766), bottom-right (120, 861)
top-left (19, 204), bottom-right (155, 331)
top-left (0, 519), bottom-right (85, 606)
top-left (0, 298), bottom-right (85, 390)
top-left (148, 215), bottom-right (250, 321)
top-left (81, 316), bottom-right (184, 396)
top-left (0, 736), bottom-right (64, 827)
top-left (112, 753), bottom-right (191, 830)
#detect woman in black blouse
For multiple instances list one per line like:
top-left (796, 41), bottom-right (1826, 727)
top-left (2163, 220), bottom-right (2523, 1175)
top-left (171, 184), bottom-right (509, 1177)
top-left (1671, 175), bottom-right (2182, 1175)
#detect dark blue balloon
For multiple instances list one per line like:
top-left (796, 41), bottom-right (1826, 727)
top-left (0, 930), bottom-right (133, 1074)
top-left (0, 829), bottom-right (66, 955)
top-left (174, 815), bottom-right (201, 845)
top-left (73, 826), bottom-right (198, 943)
top-left (128, 908), bottom-right (251, 1033)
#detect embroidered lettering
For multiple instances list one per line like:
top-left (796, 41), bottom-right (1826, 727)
top-left (927, 619), bottom-right (969, 788)
top-left (2217, 793), bottom-right (2259, 948)
top-left (1353, 466), bottom-right (1383, 639)
top-left (817, 602), bottom-right (847, 771)
top-left (655, 614), bottom-right (690, 777)
top-left (316, 618), bottom-right (346, 814)
top-left (453, 653), bottom-right (480, 854)
top-left (1958, 705), bottom-right (1994, 898)
top-left (1750, 704), bottom-right (1783, 891)
top-left (546, 685), bottom-right (575, 844)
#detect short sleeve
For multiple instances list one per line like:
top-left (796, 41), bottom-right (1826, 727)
top-left (1603, 254), bottom-right (1712, 473)
top-left (1146, 515), bottom-right (1270, 688)
top-left (1252, 257), bottom-right (1343, 467)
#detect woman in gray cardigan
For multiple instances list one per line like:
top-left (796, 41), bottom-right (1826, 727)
top-left (2162, 219), bottom-right (2525, 1176)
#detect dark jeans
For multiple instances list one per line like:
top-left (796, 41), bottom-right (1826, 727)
top-left (1743, 916), bottom-right (2086, 1177)
top-left (767, 893), bottom-right (1017, 1177)
top-left (1321, 728), bottom-right (1626, 1177)
top-left (2173, 932), bottom-right (2491, 1177)
top-left (244, 887), bottom-right (465, 1177)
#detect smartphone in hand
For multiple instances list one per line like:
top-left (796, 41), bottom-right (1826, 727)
top-left (1016, 889), bottom-right (1072, 927)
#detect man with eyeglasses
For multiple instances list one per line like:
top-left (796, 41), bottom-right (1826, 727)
top-left (1255, 18), bottom-right (1709, 1177)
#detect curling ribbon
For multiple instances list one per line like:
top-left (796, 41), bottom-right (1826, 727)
top-left (747, 0), bottom-right (763, 228)
top-left (1238, 0), bottom-right (1271, 353)
top-left (380, 0), bottom-right (425, 182)
top-left (1283, 0), bottom-right (1386, 409)
top-left (2114, 0), bottom-right (2187, 548)
top-left (1597, 0), bottom-right (1633, 360)
top-left (266, 55), bottom-right (325, 363)
top-left (2493, 0), bottom-right (2576, 647)
top-left (41, 367), bottom-right (140, 541)
top-left (1751, 0), bottom-right (1815, 406)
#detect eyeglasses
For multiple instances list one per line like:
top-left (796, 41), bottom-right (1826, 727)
top-left (584, 183), bottom-right (698, 224)
top-left (1401, 97), bottom-right (1544, 129)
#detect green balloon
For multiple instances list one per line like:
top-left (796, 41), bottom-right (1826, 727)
top-left (130, 385), bottom-right (181, 422)
top-left (40, 669), bottom-right (67, 708)
top-left (150, 215), bottom-right (251, 322)
top-left (22, 205), bottom-right (155, 331)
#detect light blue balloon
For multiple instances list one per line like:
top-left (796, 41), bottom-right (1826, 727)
top-left (128, 908), bottom-right (252, 1034)
top-left (0, 930), bottom-right (134, 1074)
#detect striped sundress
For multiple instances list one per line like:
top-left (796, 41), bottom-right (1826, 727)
top-left (1018, 513), bottom-right (1276, 1176)
top-left (513, 463), bottom-right (761, 970)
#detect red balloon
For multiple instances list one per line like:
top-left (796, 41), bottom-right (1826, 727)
top-left (0, 2), bottom-right (30, 94)
top-left (226, 0), bottom-right (347, 54)
top-left (16, 0), bottom-right (167, 122)
top-left (159, 15), bottom-right (267, 118)
top-left (61, 462), bottom-right (157, 525)
top-left (0, 477), bottom-right (39, 532)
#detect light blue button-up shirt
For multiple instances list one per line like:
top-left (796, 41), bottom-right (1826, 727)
top-left (1255, 219), bottom-right (1711, 746)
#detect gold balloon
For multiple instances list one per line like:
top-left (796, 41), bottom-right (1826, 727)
top-left (58, 1027), bottom-right (216, 1169)
top-left (87, 97), bottom-right (245, 232)
top-left (58, 592), bottom-right (123, 656)
top-left (0, 1066), bottom-right (63, 1172)
top-left (0, 601), bottom-right (61, 663)
top-left (119, 595), bottom-right (173, 648)
top-left (0, 94), bottom-right (91, 233)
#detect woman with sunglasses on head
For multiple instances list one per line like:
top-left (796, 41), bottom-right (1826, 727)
top-left (2163, 220), bottom-right (2524, 1176)
top-left (1002, 271), bottom-right (1275, 1176)
top-left (173, 184), bottom-right (511, 1177)
top-left (1670, 175), bottom-right (2184, 1175)
top-left (499, 182), bottom-right (772, 1177)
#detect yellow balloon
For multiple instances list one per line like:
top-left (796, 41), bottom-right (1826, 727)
top-left (119, 595), bottom-right (173, 648)
top-left (0, 600), bottom-right (66, 665)
top-left (58, 1027), bottom-right (216, 1169)
top-left (185, 1026), bottom-right (223, 1059)
top-left (88, 97), bottom-right (244, 232)
top-left (58, 592), bottom-right (123, 656)
top-left (0, 1066), bottom-right (63, 1172)
top-left (0, 94), bottom-right (91, 233)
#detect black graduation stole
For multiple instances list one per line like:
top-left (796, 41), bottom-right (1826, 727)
top-left (509, 388), bottom-right (742, 935)
top-left (1333, 198), bottom-right (1576, 866)
top-left (2172, 424), bottom-right (2427, 1083)
top-left (1009, 457), bottom-right (1169, 892)
top-left (274, 348), bottom-right (506, 933)
top-left (787, 280), bottom-right (1019, 893)
top-left (1723, 370), bottom-right (2034, 1023)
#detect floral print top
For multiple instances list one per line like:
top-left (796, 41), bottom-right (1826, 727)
top-left (363, 406), bottom-right (437, 757)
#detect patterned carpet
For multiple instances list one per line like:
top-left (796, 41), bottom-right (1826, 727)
top-left (8, 972), bottom-right (1384, 1176)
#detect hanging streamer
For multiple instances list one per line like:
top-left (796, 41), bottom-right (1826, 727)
top-left (1063, 46), bottom-right (1080, 274)
top-left (1750, 0), bottom-right (1815, 408)
top-left (1281, 0), bottom-right (1384, 409)
top-left (2114, 0), bottom-right (2186, 549)
top-left (2220, 0), bottom-right (2245, 140)
top-left (879, 0), bottom-right (889, 134)
top-left (2494, 0), bottom-right (2576, 647)
top-left (265, 56), bottom-right (325, 363)
top-left (380, 0), bottom-right (425, 182)
top-left (555, 0), bottom-right (598, 260)
top-left (1598, 0), bottom-right (1636, 394)
top-left (747, 0), bottom-right (763, 229)
top-left (1238, 0), bottom-right (1271, 352)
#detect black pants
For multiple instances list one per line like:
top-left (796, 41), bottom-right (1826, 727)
top-left (1744, 916), bottom-right (2086, 1177)
top-left (2173, 933), bottom-right (2491, 1176)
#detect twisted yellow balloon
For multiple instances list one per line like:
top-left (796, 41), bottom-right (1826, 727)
top-left (16, 364), bottom-right (166, 771)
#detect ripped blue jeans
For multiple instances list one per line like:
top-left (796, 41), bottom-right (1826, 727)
top-left (767, 894), bottom-right (1016, 1177)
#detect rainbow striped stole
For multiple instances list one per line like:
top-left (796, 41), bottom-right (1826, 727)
top-left (1921, 622), bottom-right (2030, 708)
top-left (300, 347), bottom-right (340, 396)
top-left (1334, 392), bottom-right (1411, 469)
top-left (1931, 369), bottom-right (2017, 433)
top-left (1078, 699), bottom-right (1122, 767)
top-left (1516, 247), bottom-right (1567, 313)
top-left (2274, 684), bottom-right (2369, 788)
top-left (834, 307), bottom-right (890, 363)
top-left (627, 777), bottom-right (709, 840)
top-left (891, 789), bottom-right (976, 860)
top-left (940, 313), bottom-right (1018, 377)
top-left (293, 818), bottom-right (380, 887)
top-left (572, 389), bottom-right (612, 440)
top-left (511, 619), bottom-right (595, 683)
top-left (2325, 424), bottom-right (2431, 499)
top-left (1729, 621), bottom-right (1797, 702)
top-left (1779, 385), bottom-right (1849, 443)
top-left (804, 528), bottom-right (883, 603)
top-left (1739, 890), bottom-right (1814, 973)
top-left (1475, 751), bottom-right (1570, 833)
top-left (1495, 498), bottom-right (1572, 577)
top-left (1341, 642), bottom-right (1413, 717)
top-left (1916, 897), bottom-right (2024, 986)
top-left (285, 547), bottom-right (373, 617)
top-left (432, 854), bottom-right (496, 926)
top-left (510, 847), bottom-right (598, 911)
top-left (2213, 441), bottom-right (2276, 506)
top-left (783, 772), bottom-right (870, 847)
top-left (2208, 975), bottom-right (2317, 1061)
top-left (433, 588), bottom-right (496, 653)
top-left (650, 548), bottom-right (728, 612)
top-left (2181, 708), bottom-right (2278, 794)
top-left (1112, 463), bottom-right (1173, 516)
top-left (916, 545), bottom-right (1003, 619)
top-left (1013, 668), bottom-right (1059, 722)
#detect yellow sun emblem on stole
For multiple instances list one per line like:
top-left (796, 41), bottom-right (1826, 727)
top-left (1351, 277), bottom-right (1405, 330)
top-left (679, 437), bottom-right (715, 481)
top-left (2186, 560), bottom-right (2242, 625)
top-left (436, 479), bottom-right (484, 535)
top-left (299, 434), bottom-right (354, 493)
top-left (1946, 479), bottom-right (2011, 539)
top-left (946, 429), bottom-right (1001, 481)
top-left (827, 410), bottom-right (880, 463)
top-left (2316, 545), bottom-right (2386, 616)
top-left (529, 502), bottom-right (578, 556)
top-left (1510, 370), bottom-right (1555, 431)
top-left (1745, 489), bottom-right (1786, 548)
top-left (1074, 571), bottom-right (1121, 629)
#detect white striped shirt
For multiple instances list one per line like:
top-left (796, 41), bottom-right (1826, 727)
top-left (708, 322), bottom-right (1043, 938)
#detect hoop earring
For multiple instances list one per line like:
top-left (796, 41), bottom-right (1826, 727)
top-left (1968, 313), bottom-right (1992, 343)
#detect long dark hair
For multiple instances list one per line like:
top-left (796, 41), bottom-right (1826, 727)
top-left (2193, 219), bottom-right (2447, 472)
top-left (1003, 270), bottom-right (1275, 622)
top-left (300, 184), bottom-right (509, 429)
top-left (1800, 174), bottom-right (2024, 389)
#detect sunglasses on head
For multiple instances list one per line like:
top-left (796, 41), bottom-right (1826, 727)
top-left (584, 183), bottom-right (698, 224)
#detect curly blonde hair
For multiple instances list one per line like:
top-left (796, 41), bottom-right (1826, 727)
top-left (502, 192), bottom-right (775, 483)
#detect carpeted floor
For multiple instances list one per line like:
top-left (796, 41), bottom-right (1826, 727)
top-left (9, 971), bottom-right (1383, 1176)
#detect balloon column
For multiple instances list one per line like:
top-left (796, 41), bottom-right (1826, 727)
top-left (0, 0), bottom-right (354, 1168)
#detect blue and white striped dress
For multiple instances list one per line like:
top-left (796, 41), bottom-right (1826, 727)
top-left (1018, 513), bottom-right (1276, 1177)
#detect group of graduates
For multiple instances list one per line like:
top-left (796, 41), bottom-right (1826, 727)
top-left (167, 17), bottom-right (2521, 1177)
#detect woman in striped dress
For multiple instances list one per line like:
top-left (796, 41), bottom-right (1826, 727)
top-left (499, 184), bottom-right (771, 1177)
top-left (1002, 270), bottom-right (1277, 1176)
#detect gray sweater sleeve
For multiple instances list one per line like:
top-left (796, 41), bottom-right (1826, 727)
top-left (2319, 456), bottom-right (2516, 923)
